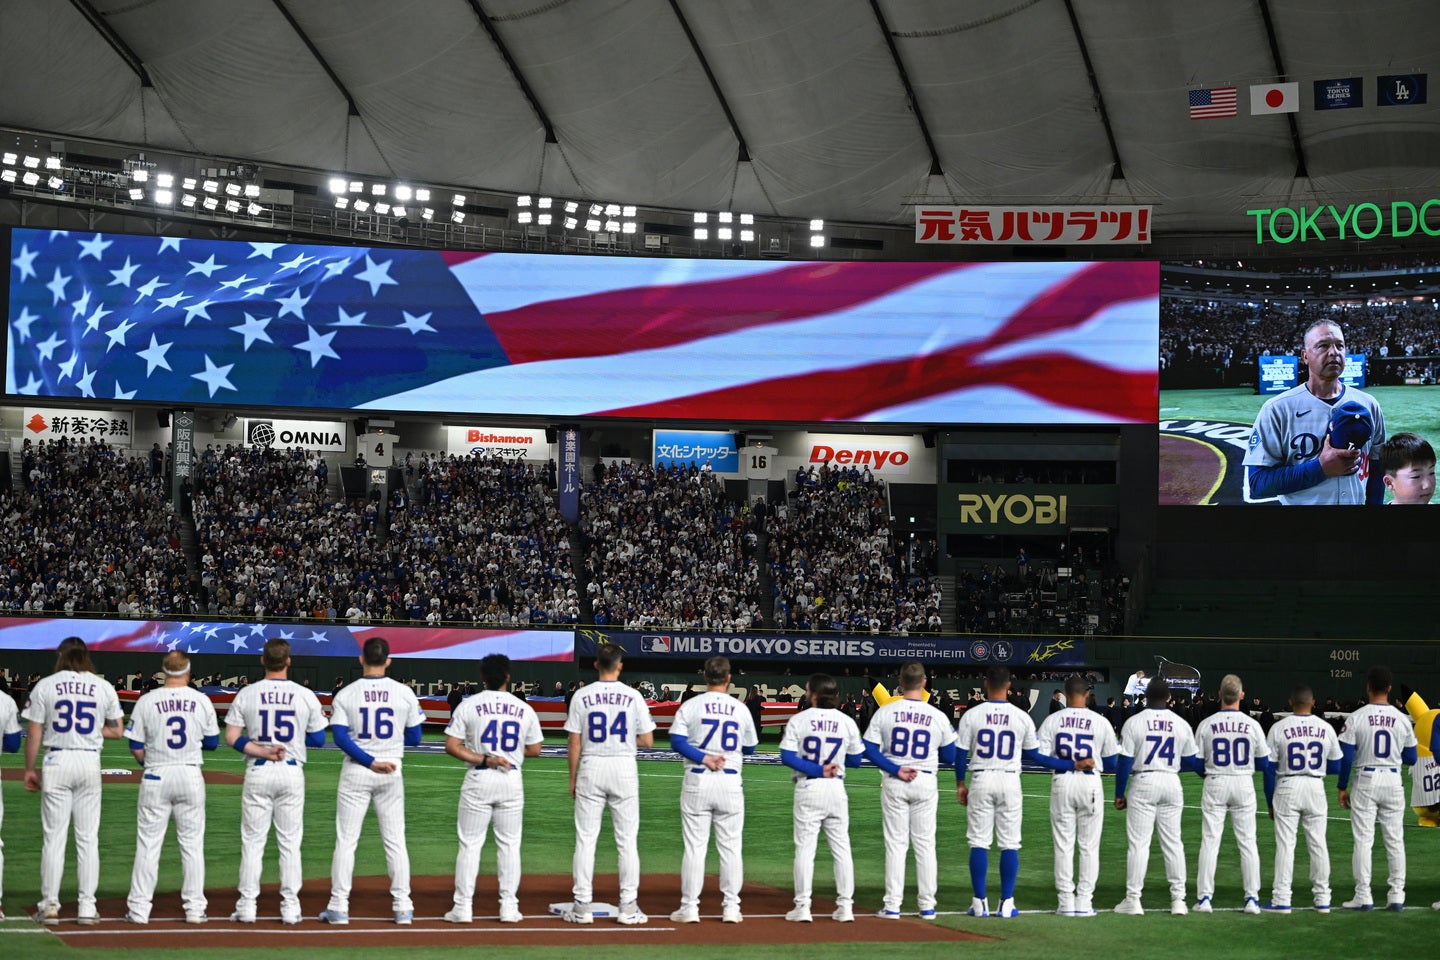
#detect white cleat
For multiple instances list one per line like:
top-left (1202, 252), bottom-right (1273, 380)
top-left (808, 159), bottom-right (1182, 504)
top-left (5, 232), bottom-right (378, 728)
top-left (1055, 898), bottom-right (1074, 917)
top-left (831, 906), bottom-right (854, 922)
top-left (967, 897), bottom-right (990, 918)
top-left (996, 898), bottom-right (1019, 918)
top-left (442, 909), bottom-right (472, 924)
top-left (76, 913), bottom-right (100, 926)
top-left (499, 908), bottom-right (524, 924)
top-left (228, 910), bottom-right (256, 924)
top-left (1243, 898), bottom-right (1262, 915)
top-left (562, 903), bottom-right (593, 925)
top-left (721, 909), bottom-right (743, 924)
top-left (616, 905), bottom-right (648, 926)
top-left (669, 908), bottom-right (700, 923)
top-left (185, 913), bottom-right (208, 925)
top-left (784, 906), bottom-right (813, 923)
top-left (123, 911), bottom-right (148, 925)
top-left (1171, 900), bottom-right (1189, 916)
top-left (1192, 896), bottom-right (1212, 914)
top-left (875, 909), bottom-right (901, 920)
top-left (1072, 902), bottom-right (1097, 918)
top-left (34, 905), bottom-right (59, 926)
top-left (1113, 897), bottom-right (1144, 916)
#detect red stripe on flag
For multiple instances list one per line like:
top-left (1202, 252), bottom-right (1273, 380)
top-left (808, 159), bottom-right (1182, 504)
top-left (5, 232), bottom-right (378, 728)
top-left (439, 251), bottom-right (492, 267)
top-left (483, 261), bottom-right (975, 364)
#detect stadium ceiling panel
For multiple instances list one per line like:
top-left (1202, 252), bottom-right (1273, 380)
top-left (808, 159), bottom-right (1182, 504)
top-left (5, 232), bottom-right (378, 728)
top-left (0, 0), bottom-right (1436, 233)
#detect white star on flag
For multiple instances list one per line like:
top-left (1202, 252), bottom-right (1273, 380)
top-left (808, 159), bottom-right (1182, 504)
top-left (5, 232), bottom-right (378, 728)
top-left (36, 332), bottom-right (65, 362)
top-left (12, 307), bottom-right (38, 342)
top-left (135, 276), bottom-right (165, 300)
top-left (228, 634), bottom-right (248, 652)
top-left (45, 268), bottom-right (70, 305)
top-left (77, 234), bottom-right (113, 260)
top-left (137, 333), bottom-right (174, 375)
top-left (229, 313), bottom-right (273, 350)
top-left (331, 306), bottom-right (367, 327)
top-left (398, 311), bottom-right (436, 334)
top-left (113, 381), bottom-right (136, 400)
top-left (248, 242), bottom-right (283, 259)
top-left (293, 325), bottom-right (340, 367)
top-left (76, 364), bottom-right (97, 397)
top-left (158, 237), bottom-right (183, 252)
top-left (191, 354), bottom-right (237, 396)
top-left (353, 255), bottom-right (399, 296)
top-left (108, 258), bottom-right (140, 288)
top-left (183, 299), bottom-right (216, 325)
top-left (186, 255), bottom-right (223, 278)
top-left (11, 244), bottom-right (38, 281)
top-left (104, 317), bottom-right (138, 352)
top-left (275, 287), bottom-right (311, 319)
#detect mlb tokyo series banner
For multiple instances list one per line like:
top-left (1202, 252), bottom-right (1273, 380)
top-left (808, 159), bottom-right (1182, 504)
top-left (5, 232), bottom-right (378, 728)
top-left (577, 628), bottom-right (1086, 666)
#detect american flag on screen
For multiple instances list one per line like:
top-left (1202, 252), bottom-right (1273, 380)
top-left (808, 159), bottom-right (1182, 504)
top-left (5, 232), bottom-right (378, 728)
top-left (8, 229), bottom-right (1157, 423)
top-left (1189, 86), bottom-right (1238, 119)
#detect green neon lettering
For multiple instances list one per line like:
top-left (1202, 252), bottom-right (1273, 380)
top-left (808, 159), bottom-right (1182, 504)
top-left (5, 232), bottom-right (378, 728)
top-left (1352, 202), bottom-right (1382, 239)
top-left (1246, 208), bottom-right (1270, 244)
top-left (1327, 204), bottom-right (1355, 239)
top-left (1390, 201), bottom-right (1417, 238)
top-left (1269, 207), bottom-right (1299, 244)
top-left (1420, 199), bottom-right (1440, 237)
top-left (1298, 206), bottom-right (1325, 241)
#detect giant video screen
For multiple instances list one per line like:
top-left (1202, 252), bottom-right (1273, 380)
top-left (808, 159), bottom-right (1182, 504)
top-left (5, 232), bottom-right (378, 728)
top-left (1159, 256), bottom-right (1440, 505)
top-left (6, 228), bottom-right (1158, 423)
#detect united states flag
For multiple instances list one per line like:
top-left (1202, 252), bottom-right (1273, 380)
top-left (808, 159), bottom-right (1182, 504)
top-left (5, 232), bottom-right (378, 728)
top-left (8, 229), bottom-right (1157, 423)
top-left (1189, 86), bottom-right (1238, 119)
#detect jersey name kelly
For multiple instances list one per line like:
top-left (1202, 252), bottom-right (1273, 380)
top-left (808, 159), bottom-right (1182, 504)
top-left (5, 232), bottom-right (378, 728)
top-left (258, 690), bottom-right (296, 705)
top-left (703, 700), bottom-right (737, 717)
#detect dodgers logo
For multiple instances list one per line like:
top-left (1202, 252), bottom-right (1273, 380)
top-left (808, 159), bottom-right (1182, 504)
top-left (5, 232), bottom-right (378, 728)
top-left (640, 635), bottom-right (672, 654)
top-left (993, 641), bottom-right (1014, 663)
top-left (970, 641), bottom-right (990, 660)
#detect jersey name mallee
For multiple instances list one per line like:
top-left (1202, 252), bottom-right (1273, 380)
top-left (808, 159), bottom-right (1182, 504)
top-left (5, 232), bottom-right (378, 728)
top-left (1338, 703), bottom-right (1417, 768)
top-left (330, 677), bottom-right (423, 760)
top-left (446, 689), bottom-right (543, 770)
top-left (864, 699), bottom-right (956, 774)
top-left (564, 680), bottom-right (656, 758)
top-left (127, 687), bottom-right (220, 767)
top-left (955, 700), bottom-right (1038, 774)
top-left (1243, 384), bottom-right (1386, 505)
top-left (1036, 706), bottom-right (1118, 770)
top-left (226, 678), bottom-right (328, 764)
top-left (670, 691), bottom-right (759, 775)
top-left (1119, 708), bottom-right (1199, 774)
top-left (1267, 714), bottom-right (1342, 777)
top-left (1195, 710), bottom-right (1268, 776)
top-left (23, 670), bottom-right (123, 750)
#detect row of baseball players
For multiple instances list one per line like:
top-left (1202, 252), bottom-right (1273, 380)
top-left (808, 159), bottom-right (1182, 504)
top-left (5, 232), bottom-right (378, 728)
top-left (0, 637), bottom-right (1434, 925)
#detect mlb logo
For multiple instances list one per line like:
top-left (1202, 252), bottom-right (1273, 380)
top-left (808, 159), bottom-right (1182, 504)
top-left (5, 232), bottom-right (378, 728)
top-left (640, 635), bottom-right (671, 654)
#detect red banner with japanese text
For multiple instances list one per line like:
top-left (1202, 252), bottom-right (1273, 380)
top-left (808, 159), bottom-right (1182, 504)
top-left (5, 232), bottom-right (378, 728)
top-left (915, 206), bottom-right (1152, 245)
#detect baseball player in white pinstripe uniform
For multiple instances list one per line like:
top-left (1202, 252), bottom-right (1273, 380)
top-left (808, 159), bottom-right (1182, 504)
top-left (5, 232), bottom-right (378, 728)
top-left (123, 651), bottom-right (221, 924)
top-left (225, 638), bottom-right (328, 924)
top-left (1263, 683), bottom-right (1342, 913)
top-left (0, 685), bottom-right (22, 922)
top-left (320, 636), bottom-right (425, 926)
top-left (667, 656), bottom-right (758, 924)
top-left (442, 653), bottom-right (543, 924)
top-left (862, 662), bottom-right (956, 920)
top-left (1193, 674), bottom-right (1269, 914)
top-left (1035, 674), bottom-right (1118, 917)
top-left (955, 665), bottom-right (1081, 919)
top-left (1337, 666), bottom-right (1417, 910)
top-left (1113, 677), bottom-right (1202, 916)
top-left (22, 638), bottom-right (125, 925)
top-left (564, 643), bottom-right (656, 925)
top-left (780, 673), bottom-right (864, 923)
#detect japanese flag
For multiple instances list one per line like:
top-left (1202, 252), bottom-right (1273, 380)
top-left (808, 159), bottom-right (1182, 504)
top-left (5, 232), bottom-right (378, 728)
top-left (1250, 82), bottom-right (1299, 114)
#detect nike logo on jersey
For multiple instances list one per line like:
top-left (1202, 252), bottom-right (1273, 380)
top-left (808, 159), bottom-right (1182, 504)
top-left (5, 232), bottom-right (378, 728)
top-left (1295, 411), bottom-right (1311, 416)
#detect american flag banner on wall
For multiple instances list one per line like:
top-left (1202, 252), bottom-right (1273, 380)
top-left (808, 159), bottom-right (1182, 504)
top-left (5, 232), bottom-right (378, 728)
top-left (8, 229), bottom-right (1158, 424)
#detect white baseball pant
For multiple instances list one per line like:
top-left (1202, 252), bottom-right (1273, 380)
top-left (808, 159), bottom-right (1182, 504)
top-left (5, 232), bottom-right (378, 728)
top-left (236, 761), bottom-right (306, 918)
top-left (1123, 773), bottom-right (1187, 902)
top-left (965, 772), bottom-right (1023, 850)
top-left (453, 765), bottom-right (525, 916)
top-left (1196, 776), bottom-right (1260, 901)
top-left (572, 757), bottom-right (641, 907)
top-left (328, 760), bottom-right (412, 914)
top-left (879, 773), bottom-right (938, 913)
top-left (1271, 777), bottom-right (1330, 906)
top-left (128, 766), bottom-right (207, 921)
top-left (37, 750), bottom-right (102, 916)
top-left (791, 777), bottom-right (853, 911)
top-left (1349, 768), bottom-right (1406, 904)
top-left (678, 769), bottom-right (745, 913)
top-left (1049, 771), bottom-right (1103, 907)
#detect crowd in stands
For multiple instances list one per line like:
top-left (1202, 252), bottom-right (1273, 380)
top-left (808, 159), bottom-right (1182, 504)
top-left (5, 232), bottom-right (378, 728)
top-left (952, 559), bottom-right (1126, 636)
top-left (0, 438), bottom-right (189, 615)
top-left (581, 462), bottom-right (762, 631)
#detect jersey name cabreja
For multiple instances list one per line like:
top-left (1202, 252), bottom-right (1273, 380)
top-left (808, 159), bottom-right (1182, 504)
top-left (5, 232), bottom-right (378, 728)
top-left (1410, 755), bottom-right (1440, 807)
top-left (1338, 703), bottom-right (1417, 768)
top-left (1195, 709), bottom-right (1268, 776)
top-left (1267, 714), bottom-right (1342, 778)
top-left (1242, 383), bottom-right (1386, 505)
top-left (1118, 708), bottom-right (1199, 774)
top-left (1036, 706), bottom-right (1119, 772)
top-left (127, 686), bottom-right (220, 767)
top-left (330, 676), bottom-right (424, 760)
top-left (446, 689), bottom-right (544, 770)
top-left (779, 707), bottom-right (864, 781)
top-left (669, 691), bottom-right (760, 776)
top-left (564, 680), bottom-right (656, 758)
top-left (225, 678), bottom-right (328, 764)
top-left (22, 670), bottom-right (123, 750)
top-left (955, 700), bottom-right (1039, 775)
top-left (863, 698), bottom-right (957, 774)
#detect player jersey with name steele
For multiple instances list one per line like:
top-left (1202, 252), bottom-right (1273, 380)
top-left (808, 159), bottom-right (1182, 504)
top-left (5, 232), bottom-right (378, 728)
top-left (330, 676), bottom-right (424, 761)
top-left (1242, 383), bottom-right (1386, 505)
top-left (863, 698), bottom-right (956, 774)
top-left (446, 689), bottom-right (543, 770)
top-left (22, 670), bottom-right (123, 750)
top-left (1118, 708), bottom-right (1199, 774)
top-left (564, 680), bottom-right (656, 758)
top-left (1195, 709), bottom-right (1268, 776)
top-left (225, 678), bottom-right (328, 764)
top-left (127, 686), bottom-right (220, 767)
top-left (1267, 714), bottom-right (1342, 778)
top-left (780, 707), bottom-right (864, 782)
top-left (669, 691), bottom-right (759, 776)
top-left (1339, 702), bottom-right (1417, 768)
top-left (1036, 706), bottom-right (1119, 772)
top-left (955, 700), bottom-right (1038, 775)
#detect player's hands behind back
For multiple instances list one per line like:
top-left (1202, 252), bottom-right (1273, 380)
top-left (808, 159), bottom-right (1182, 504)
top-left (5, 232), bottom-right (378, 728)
top-left (702, 754), bottom-right (726, 772)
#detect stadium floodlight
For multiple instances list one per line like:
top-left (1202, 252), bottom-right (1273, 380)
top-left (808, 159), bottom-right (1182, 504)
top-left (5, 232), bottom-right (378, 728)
top-left (452, 193), bottom-right (466, 206)
top-left (537, 212), bottom-right (552, 226)
top-left (604, 203), bottom-right (620, 217)
top-left (202, 179), bottom-right (219, 193)
top-left (563, 216), bottom-right (578, 229)
top-left (375, 202), bottom-right (391, 214)
top-left (47, 176), bottom-right (63, 190)
top-left (809, 233), bottom-right (825, 247)
top-left (739, 228), bottom-right (754, 242)
top-left (246, 202), bottom-right (263, 216)
top-left (225, 199), bottom-right (241, 213)
top-left (451, 210), bottom-right (466, 224)
top-left (585, 217), bottom-right (601, 232)
top-left (589, 203), bottom-right (603, 216)
top-left (371, 183), bottom-right (386, 196)
top-left (517, 195), bottom-right (532, 207)
top-left (181, 193), bottom-right (197, 208)
top-left (517, 210), bottom-right (533, 224)
top-left (244, 184), bottom-right (260, 197)
top-left (718, 211), bottom-right (733, 224)
top-left (739, 213), bottom-right (754, 225)
top-left (604, 219), bottom-right (619, 232)
top-left (391, 204), bottom-right (406, 218)
top-left (0, 169), bottom-right (15, 183)
top-left (182, 177), bottom-right (197, 190)
top-left (717, 227), bottom-right (732, 241)
top-left (694, 227), bottom-right (709, 240)
top-left (349, 180), bottom-right (363, 193)
top-left (20, 171), bottom-right (38, 186)
top-left (45, 156), bottom-right (61, 170)
top-left (22, 155), bottom-right (39, 169)
top-left (202, 196), bottom-right (218, 210)
top-left (809, 219), bottom-right (824, 232)
top-left (621, 221), bottom-right (637, 234)
top-left (328, 177), bottom-right (347, 193)
top-left (225, 183), bottom-right (242, 196)
top-left (622, 205), bottom-right (636, 218)
top-left (127, 186), bottom-right (143, 199)
top-left (394, 185), bottom-right (412, 201)
top-left (154, 188), bottom-right (173, 204)
top-left (155, 173), bottom-right (173, 188)
top-left (335, 196), bottom-right (349, 209)
top-left (353, 199), bottom-right (371, 212)
top-left (693, 212), bottom-right (707, 223)
top-left (538, 196), bottom-right (553, 209)
top-left (564, 200), bottom-right (579, 213)
top-left (1, 152), bottom-right (16, 165)
top-left (415, 188), bottom-right (431, 202)
top-left (420, 207), bottom-right (434, 220)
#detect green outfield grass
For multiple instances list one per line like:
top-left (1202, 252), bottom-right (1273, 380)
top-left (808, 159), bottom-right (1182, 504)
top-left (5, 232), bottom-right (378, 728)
top-left (1161, 385), bottom-right (1440, 440)
top-left (2, 733), bottom-right (1437, 958)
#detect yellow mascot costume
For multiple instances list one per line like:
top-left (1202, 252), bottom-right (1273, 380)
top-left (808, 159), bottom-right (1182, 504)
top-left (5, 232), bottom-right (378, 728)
top-left (1403, 689), bottom-right (1440, 827)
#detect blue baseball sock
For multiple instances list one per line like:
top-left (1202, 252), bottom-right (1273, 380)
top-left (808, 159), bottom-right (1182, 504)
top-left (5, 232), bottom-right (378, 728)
top-left (969, 847), bottom-right (989, 899)
top-left (1000, 849), bottom-right (1020, 900)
